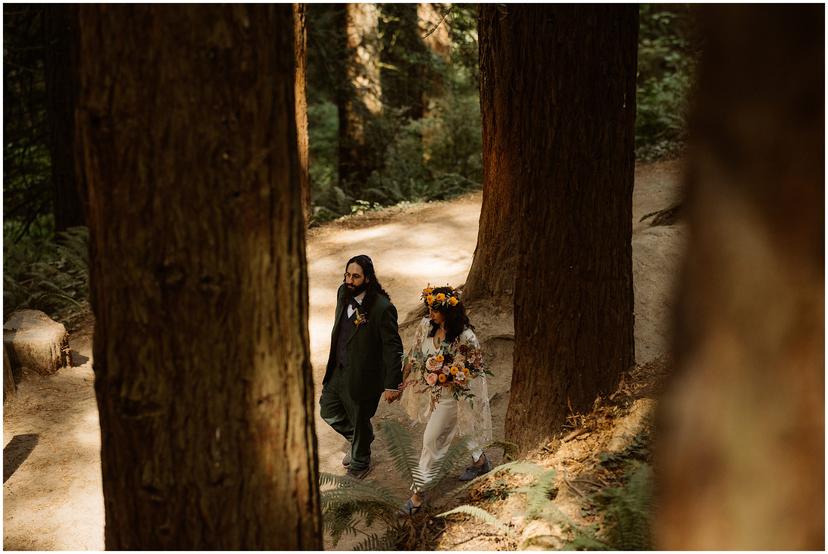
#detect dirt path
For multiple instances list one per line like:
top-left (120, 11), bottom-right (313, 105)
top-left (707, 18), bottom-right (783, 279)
top-left (3, 160), bottom-right (683, 550)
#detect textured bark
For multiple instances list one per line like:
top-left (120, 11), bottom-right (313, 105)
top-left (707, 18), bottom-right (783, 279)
top-left (43, 4), bottom-right (86, 232)
top-left (488, 6), bottom-right (638, 451)
top-left (77, 5), bottom-right (321, 549)
top-left (337, 3), bottom-right (381, 194)
top-left (462, 7), bottom-right (520, 302)
top-left (293, 4), bottom-right (311, 224)
top-left (654, 6), bottom-right (824, 549)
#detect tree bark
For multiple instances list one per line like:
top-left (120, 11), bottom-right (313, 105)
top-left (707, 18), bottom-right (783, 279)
top-left (654, 5), bottom-right (824, 549)
top-left (76, 5), bottom-right (321, 549)
top-left (293, 4), bottom-right (311, 225)
top-left (379, 4), bottom-right (427, 120)
top-left (43, 4), bottom-right (86, 232)
top-left (487, 5), bottom-right (638, 451)
top-left (336, 3), bottom-right (381, 195)
top-left (462, 6), bottom-right (520, 302)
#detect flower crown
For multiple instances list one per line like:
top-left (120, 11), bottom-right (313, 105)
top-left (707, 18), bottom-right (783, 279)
top-left (420, 284), bottom-right (461, 308)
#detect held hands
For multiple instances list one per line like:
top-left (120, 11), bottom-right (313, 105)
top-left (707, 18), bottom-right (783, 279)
top-left (384, 389), bottom-right (402, 403)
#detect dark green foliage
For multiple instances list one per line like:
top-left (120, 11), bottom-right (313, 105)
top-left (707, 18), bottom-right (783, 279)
top-left (592, 462), bottom-right (654, 550)
top-left (4, 4), bottom-right (53, 235)
top-left (636, 4), bottom-right (700, 161)
top-left (4, 218), bottom-right (90, 328)
top-left (306, 4), bottom-right (483, 224)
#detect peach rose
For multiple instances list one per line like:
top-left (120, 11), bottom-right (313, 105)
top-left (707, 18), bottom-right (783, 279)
top-left (426, 373), bottom-right (438, 386)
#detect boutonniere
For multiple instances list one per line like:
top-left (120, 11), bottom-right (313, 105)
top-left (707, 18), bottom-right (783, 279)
top-left (354, 309), bottom-right (368, 328)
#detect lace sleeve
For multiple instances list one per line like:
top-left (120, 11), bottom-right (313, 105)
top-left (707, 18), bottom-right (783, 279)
top-left (455, 328), bottom-right (493, 445)
top-left (403, 317), bottom-right (430, 371)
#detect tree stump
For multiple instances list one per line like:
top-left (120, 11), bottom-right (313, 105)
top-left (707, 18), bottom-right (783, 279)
top-left (3, 310), bottom-right (70, 379)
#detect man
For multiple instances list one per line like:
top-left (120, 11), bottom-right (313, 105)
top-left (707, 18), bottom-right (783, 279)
top-left (320, 254), bottom-right (403, 479)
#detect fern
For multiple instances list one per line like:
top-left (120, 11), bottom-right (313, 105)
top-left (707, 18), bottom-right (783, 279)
top-left (423, 435), bottom-right (472, 488)
top-left (594, 462), bottom-right (653, 550)
top-left (521, 469), bottom-right (557, 519)
top-left (4, 224), bottom-right (90, 328)
top-left (437, 505), bottom-right (512, 536)
top-left (353, 532), bottom-right (396, 551)
top-left (376, 419), bottom-right (425, 488)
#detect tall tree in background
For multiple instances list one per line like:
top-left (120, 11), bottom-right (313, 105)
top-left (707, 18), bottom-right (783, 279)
top-left (379, 3), bottom-right (449, 121)
top-left (336, 3), bottom-right (381, 195)
top-left (654, 5), bottom-right (824, 549)
top-left (43, 4), bottom-right (85, 232)
top-left (477, 5), bottom-right (638, 451)
top-left (293, 3), bottom-right (311, 223)
top-left (77, 5), bottom-right (321, 548)
top-left (379, 4), bottom-right (428, 120)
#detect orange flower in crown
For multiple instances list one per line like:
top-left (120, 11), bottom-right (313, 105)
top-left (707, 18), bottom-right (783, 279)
top-left (420, 283), bottom-right (462, 309)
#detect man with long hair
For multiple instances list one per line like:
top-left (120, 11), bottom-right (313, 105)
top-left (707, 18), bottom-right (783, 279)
top-left (320, 254), bottom-right (404, 479)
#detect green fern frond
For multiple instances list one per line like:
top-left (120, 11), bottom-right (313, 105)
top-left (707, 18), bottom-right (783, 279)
top-left (598, 462), bottom-right (654, 550)
top-left (438, 505), bottom-right (512, 536)
top-left (320, 487), bottom-right (398, 513)
top-left (319, 471), bottom-right (353, 489)
top-left (423, 435), bottom-right (471, 489)
top-left (525, 469), bottom-right (557, 519)
top-left (563, 529), bottom-right (611, 551)
top-left (353, 531), bottom-right (395, 551)
top-left (377, 419), bottom-right (424, 488)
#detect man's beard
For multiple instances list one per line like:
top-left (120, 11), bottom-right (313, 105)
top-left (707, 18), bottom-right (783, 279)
top-left (346, 282), bottom-right (369, 297)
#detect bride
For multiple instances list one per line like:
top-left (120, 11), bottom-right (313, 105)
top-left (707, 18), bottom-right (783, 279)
top-left (399, 285), bottom-right (493, 515)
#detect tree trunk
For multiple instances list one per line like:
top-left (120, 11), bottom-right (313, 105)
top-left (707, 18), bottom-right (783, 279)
top-left (76, 5), bottom-right (321, 549)
top-left (654, 6), bottom-right (824, 549)
top-left (293, 3), bottom-right (311, 224)
top-left (462, 7), bottom-right (520, 302)
top-left (43, 4), bottom-right (86, 232)
top-left (379, 4), bottom-right (424, 120)
top-left (488, 5), bottom-right (638, 451)
top-left (337, 3), bottom-right (381, 195)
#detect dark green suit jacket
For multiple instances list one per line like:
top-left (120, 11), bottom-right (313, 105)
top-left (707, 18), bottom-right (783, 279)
top-left (324, 284), bottom-right (404, 400)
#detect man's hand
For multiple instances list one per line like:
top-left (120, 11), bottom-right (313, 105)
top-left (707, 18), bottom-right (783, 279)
top-left (384, 390), bottom-right (402, 403)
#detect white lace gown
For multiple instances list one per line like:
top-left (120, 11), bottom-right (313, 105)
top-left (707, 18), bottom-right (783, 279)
top-left (401, 317), bottom-right (493, 490)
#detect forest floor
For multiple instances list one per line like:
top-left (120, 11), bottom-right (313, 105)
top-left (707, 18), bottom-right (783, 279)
top-left (2, 160), bottom-right (684, 550)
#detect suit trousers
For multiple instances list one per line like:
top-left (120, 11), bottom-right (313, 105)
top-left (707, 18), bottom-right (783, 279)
top-left (413, 395), bottom-right (483, 492)
top-left (320, 364), bottom-right (381, 471)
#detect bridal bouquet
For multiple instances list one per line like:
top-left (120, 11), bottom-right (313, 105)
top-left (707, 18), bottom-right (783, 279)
top-left (422, 343), bottom-right (489, 401)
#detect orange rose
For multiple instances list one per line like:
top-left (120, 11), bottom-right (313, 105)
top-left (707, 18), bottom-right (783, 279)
top-left (438, 374), bottom-right (447, 383)
top-left (435, 354), bottom-right (444, 363)
top-left (435, 293), bottom-right (446, 302)
top-left (449, 366), bottom-right (459, 375)
top-left (449, 296), bottom-right (459, 306)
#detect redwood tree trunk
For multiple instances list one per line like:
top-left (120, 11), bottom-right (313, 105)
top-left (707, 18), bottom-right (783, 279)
top-left (44, 4), bottom-right (86, 232)
top-left (654, 6), bottom-right (824, 549)
top-left (336, 3), bottom-right (381, 195)
top-left (293, 3), bottom-right (311, 224)
top-left (491, 5), bottom-right (638, 451)
top-left (379, 3), bottom-right (427, 120)
top-left (77, 5), bottom-right (321, 549)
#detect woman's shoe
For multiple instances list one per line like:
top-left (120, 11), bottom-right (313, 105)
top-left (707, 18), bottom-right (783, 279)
top-left (399, 498), bottom-right (422, 516)
top-left (459, 454), bottom-right (491, 481)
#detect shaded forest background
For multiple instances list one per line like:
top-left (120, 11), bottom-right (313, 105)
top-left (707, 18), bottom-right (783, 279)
top-left (3, 3), bottom-right (698, 327)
